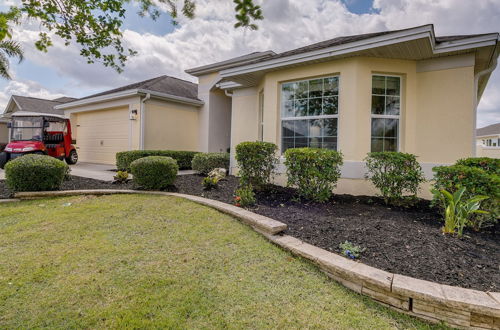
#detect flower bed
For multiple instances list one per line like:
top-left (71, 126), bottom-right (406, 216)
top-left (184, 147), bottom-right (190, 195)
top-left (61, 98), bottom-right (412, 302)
top-left (1, 174), bottom-right (498, 291)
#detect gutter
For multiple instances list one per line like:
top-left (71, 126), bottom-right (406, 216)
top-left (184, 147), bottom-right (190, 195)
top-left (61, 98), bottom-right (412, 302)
top-left (472, 39), bottom-right (499, 156)
top-left (139, 93), bottom-right (151, 150)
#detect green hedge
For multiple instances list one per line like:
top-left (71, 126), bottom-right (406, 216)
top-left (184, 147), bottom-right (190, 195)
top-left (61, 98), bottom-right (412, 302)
top-left (116, 150), bottom-right (198, 171)
top-left (284, 148), bottom-right (343, 202)
top-left (365, 152), bottom-right (425, 205)
top-left (5, 154), bottom-right (68, 192)
top-left (130, 156), bottom-right (179, 190)
top-left (455, 157), bottom-right (500, 175)
top-left (191, 152), bottom-right (229, 175)
top-left (433, 164), bottom-right (499, 230)
top-left (235, 141), bottom-right (278, 189)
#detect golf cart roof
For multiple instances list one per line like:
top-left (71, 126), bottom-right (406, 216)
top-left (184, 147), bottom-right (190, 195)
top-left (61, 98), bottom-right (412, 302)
top-left (10, 112), bottom-right (66, 119)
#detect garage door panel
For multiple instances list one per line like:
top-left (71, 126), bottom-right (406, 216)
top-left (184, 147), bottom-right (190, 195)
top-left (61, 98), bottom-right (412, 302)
top-left (75, 108), bottom-right (129, 164)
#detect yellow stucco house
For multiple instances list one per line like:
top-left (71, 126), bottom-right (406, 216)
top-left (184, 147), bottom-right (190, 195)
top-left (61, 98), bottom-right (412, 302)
top-left (186, 24), bottom-right (499, 196)
top-left (476, 123), bottom-right (500, 158)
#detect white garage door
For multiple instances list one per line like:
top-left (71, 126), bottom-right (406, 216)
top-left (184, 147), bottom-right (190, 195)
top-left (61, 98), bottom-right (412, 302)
top-left (75, 108), bottom-right (129, 164)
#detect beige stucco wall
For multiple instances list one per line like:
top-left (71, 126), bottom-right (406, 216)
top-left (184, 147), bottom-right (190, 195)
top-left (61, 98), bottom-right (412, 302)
top-left (476, 145), bottom-right (500, 158)
top-left (143, 100), bottom-right (199, 151)
top-left (0, 122), bottom-right (8, 143)
top-left (228, 56), bottom-right (476, 198)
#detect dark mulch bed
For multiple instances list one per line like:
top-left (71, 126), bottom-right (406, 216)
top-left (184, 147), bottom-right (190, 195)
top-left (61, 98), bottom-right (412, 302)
top-left (1, 174), bottom-right (498, 292)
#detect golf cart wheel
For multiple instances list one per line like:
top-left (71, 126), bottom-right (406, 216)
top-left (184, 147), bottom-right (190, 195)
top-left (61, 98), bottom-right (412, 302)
top-left (66, 150), bottom-right (78, 165)
top-left (0, 152), bottom-right (7, 169)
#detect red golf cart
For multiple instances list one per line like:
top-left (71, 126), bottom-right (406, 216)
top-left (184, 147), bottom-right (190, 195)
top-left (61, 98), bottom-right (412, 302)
top-left (0, 114), bottom-right (78, 169)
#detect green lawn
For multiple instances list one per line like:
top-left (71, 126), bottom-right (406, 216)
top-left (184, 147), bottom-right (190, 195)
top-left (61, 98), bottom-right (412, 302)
top-left (0, 195), bottom-right (445, 329)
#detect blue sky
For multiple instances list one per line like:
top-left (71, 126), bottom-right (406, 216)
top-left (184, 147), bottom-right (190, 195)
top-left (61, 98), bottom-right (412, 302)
top-left (1, 0), bottom-right (499, 127)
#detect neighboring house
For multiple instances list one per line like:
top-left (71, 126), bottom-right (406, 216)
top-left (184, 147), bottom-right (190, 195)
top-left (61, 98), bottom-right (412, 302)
top-left (476, 122), bottom-right (500, 158)
top-left (55, 76), bottom-right (212, 164)
top-left (0, 95), bottom-right (77, 143)
top-left (186, 24), bottom-right (500, 197)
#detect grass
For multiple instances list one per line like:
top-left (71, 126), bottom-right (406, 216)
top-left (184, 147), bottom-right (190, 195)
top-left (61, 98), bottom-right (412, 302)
top-left (0, 194), bottom-right (447, 329)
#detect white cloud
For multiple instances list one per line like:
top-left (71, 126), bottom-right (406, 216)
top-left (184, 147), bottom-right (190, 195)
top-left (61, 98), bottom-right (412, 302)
top-left (0, 79), bottom-right (65, 112)
top-left (2, 0), bottom-right (500, 125)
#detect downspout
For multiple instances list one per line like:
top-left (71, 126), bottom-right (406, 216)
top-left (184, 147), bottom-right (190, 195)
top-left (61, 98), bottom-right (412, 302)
top-left (139, 93), bottom-right (151, 150)
top-left (473, 40), bottom-right (499, 156)
top-left (224, 90), bottom-right (233, 98)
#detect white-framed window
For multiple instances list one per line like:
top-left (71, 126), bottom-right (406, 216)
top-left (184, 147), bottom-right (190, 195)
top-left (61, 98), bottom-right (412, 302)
top-left (281, 76), bottom-right (339, 152)
top-left (371, 75), bottom-right (401, 152)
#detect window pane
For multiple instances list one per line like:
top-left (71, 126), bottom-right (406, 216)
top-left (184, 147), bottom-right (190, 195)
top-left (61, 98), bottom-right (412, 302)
top-left (323, 118), bottom-right (338, 137)
top-left (384, 138), bottom-right (398, 151)
top-left (309, 79), bottom-right (323, 98)
top-left (386, 96), bottom-right (400, 115)
top-left (322, 137), bottom-right (337, 150)
top-left (309, 119), bottom-right (322, 137)
top-left (386, 77), bottom-right (400, 96)
top-left (371, 138), bottom-right (384, 152)
top-left (371, 118), bottom-right (384, 137)
top-left (282, 100), bottom-right (294, 117)
top-left (323, 96), bottom-right (338, 115)
top-left (282, 82), bottom-right (295, 101)
top-left (295, 81), bottom-right (308, 99)
top-left (282, 137), bottom-right (294, 152)
top-left (384, 119), bottom-right (398, 138)
top-left (324, 77), bottom-right (339, 96)
top-left (294, 120), bottom-right (308, 137)
top-left (294, 99), bottom-right (308, 117)
top-left (371, 96), bottom-right (385, 114)
top-left (372, 75), bottom-right (385, 94)
top-left (295, 137), bottom-right (308, 148)
top-left (282, 121), bottom-right (294, 137)
top-left (308, 137), bottom-right (322, 148)
top-left (308, 98), bottom-right (322, 116)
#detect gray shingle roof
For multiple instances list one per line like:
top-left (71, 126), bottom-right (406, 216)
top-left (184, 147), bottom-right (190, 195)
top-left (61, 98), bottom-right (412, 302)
top-left (10, 95), bottom-right (75, 115)
top-left (477, 123), bottom-right (500, 137)
top-left (79, 75), bottom-right (199, 101)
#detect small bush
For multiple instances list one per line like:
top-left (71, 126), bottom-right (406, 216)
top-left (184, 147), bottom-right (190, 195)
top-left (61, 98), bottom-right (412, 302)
top-left (191, 152), bottom-right (229, 175)
top-left (284, 148), bottom-right (343, 202)
top-left (5, 154), bottom-right (68, 192)
top-left (113, 170), bottom-right (129, 184)
top-left (339, 241), bottom-right (366, 260)
top-left (365, 152), bottom-right (425, 205)
top-left (116, 150), bottom-right (198, 171)
top-left (234, 185), bottom-right (256, 207)
top-left (202, 176), bottom-right (219, 190)
top-left (456, 157), bottom-right (500, 175)
top-left (130, 156), bottom-right (178, 190)
top-left (433, 164), bottom-right (499, 229)
top-left (235, 141), bottom-right (278, 189)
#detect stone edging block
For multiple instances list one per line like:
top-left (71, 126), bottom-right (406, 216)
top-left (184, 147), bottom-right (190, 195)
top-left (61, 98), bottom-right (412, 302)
top-left (8, 189), bottom-right (500, 329)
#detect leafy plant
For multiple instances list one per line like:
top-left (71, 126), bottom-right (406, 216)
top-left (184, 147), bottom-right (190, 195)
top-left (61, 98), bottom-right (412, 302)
top-left (365, 152), bottom-right (425, 206)
top-left (130, 156), bottom-right (178, 190)
top-left (5, 154), bottom-right (68, 192)
top-left (284, 148), bottom-right (343, 202)
top-left (234, 185), bottom-right (256, 208)
top-left (235, 141), bottom-right (278, 190)
top-left (433, 164), bottom-right (499, 230)
top-left (113, 170), bottom-right (129, 184)
top-left (202, 176), bottom-right (219, 190)
top-left (455, 157), bottom-right (500, 175)
top-left (432, 187), bottom-right (489, 237)
top-left (339, 241), bottom-right (365, 260)
top-left (191, 152), bottom-right (229, 175)
top-left (116, 150), bottom-right (199, 171)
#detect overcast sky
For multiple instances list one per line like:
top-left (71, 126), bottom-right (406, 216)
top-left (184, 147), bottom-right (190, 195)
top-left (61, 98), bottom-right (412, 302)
top-left (1, 0), bottom-right (499, 127)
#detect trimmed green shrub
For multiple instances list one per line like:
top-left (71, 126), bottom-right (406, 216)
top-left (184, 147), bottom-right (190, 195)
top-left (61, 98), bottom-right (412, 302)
top-left (116, 150), bottom-right (198, 171)
top-left (235, 141), bottom-right (278, 189)
top-left (130, 156), bottom-right (179, 190)
top-left (284, 148), bottom-right (343, 202)
top-left (191, 152), bottom-right (229, 175)
top-left (433, 164), bottom-right (499, 230)
top-left (455, 157), bottom-right (500, 175)
top-left (365, 152), bottom-right (425, 205)
top-left (5, 154), bottom-right (68, 192)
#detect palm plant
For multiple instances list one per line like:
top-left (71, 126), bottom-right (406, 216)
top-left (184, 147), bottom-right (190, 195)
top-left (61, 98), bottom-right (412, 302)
top-left (0, 40), bottom-right (24, 80)
top-left (433, 187), bottom-right (489, 237)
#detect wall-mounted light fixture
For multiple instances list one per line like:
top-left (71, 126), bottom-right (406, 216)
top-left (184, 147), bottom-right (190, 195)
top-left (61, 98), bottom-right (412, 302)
top-left (129, 109), bottom-right (138, 120)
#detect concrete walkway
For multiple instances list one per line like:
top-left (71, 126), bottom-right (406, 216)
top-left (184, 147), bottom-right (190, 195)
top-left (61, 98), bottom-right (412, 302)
top-left (0, 163), bottom-right (197, 181)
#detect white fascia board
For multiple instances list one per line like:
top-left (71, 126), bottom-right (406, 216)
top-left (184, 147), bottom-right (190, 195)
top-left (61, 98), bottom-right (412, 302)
top-left (138, 89), bottom-right (204, 107)
top-left (433, 34), bottom-right (499, 54)
top-left (2, 97), bottom-right (18, 115)
top-left (476, 133), bottom-right (500, 138)
top-left (216, 81), bottom-right (243, 90)
top-left (220, 25), bottom-right (434, 77)
top-left (55, 89), bottom-right (139, 109)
